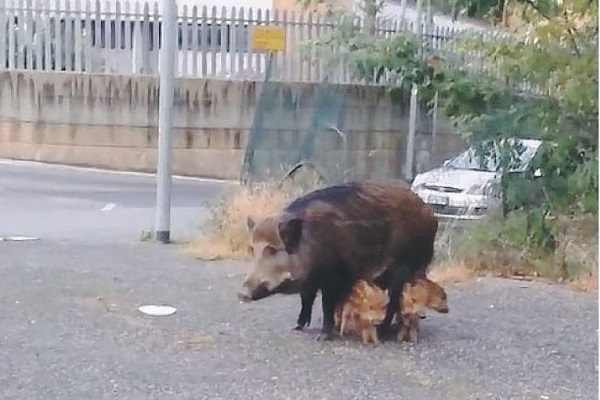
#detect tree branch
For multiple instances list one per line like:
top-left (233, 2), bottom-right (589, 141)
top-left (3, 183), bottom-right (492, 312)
top-left (563, 13), bottom-right (582, 57)
top-left (520, 0), bottom-right (551, 20)
top-left (519, 0), bottom-right (582, 57)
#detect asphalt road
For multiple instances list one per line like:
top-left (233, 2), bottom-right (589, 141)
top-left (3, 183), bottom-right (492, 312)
top-left (0, 160), bottom-right (598, 400)
top-left (0, 159), bottom-right (235, 243)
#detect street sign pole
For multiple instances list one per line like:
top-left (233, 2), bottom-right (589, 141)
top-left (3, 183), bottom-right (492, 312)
top-left (155, 0), bottom-right (176, 244)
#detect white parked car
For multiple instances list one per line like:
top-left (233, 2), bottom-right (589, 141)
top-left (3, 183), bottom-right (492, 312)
top-left (411, 139), bottom-right (544, 220)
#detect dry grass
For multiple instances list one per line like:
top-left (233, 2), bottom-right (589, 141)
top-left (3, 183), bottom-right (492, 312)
top-left (189, 183), bottom-right (293, 260)
top-left (435, 212), bottom-right (598, 287)
top-left (558, 214), bottom-right (598, 276)
top-left (189, 165), bottom-right (326, 261)
top-left (428, 260), bottom-right (476, 286)
top-left (567, 273), bottom-right (599, 293)
top-left (429, 257), bottom-right (599, 294)
top-left (189, 171), bottom-right (597, 296)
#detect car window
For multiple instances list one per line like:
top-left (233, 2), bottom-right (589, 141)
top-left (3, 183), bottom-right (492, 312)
top-left (447, 141), bottom-right (540, 172)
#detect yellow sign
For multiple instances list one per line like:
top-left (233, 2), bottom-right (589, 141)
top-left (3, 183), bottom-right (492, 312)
top-left (251, 26), bottom-right (286, 52)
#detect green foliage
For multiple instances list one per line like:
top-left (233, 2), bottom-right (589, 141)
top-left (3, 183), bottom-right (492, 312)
top-left (295, 0), bottom-right (324, 7)
top-left (139, 230), bottom-right (154, 242)
top-left (447, 211), bottom-right (594, 279)
top-left (525, 206), bottom-right (557, 251)
top-left (452, 0), bottom-right (599, 243)
top-left (456, 1), bottom-right (599, 147)
top-left (294, 0), bottom-right (385, 19)
top-left (459, 211), bottom-right (547, 254)
top-left (531, 138), bottom-right (599, 213)
top-left (307, 20), bottom-right (424, 86)
top-left (449, 212), bottom-right (555, 275)
top-left (429, 0), bottom-right (504, 21)
top-left (305, 0), bottom-right (597, 257)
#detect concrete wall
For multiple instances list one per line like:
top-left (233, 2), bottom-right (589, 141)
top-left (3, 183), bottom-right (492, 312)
top-left (0, 70), bottom-right (465, 181)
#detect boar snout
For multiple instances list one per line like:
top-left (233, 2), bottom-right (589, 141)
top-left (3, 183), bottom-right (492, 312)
top-left (237, 291), bottom-right (252, 303)
top-left (237, 279), bottom-right (270, 302)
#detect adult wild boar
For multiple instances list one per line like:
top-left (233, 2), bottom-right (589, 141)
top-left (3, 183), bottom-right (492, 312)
top-left (238, 180), bottom-right (438, 341)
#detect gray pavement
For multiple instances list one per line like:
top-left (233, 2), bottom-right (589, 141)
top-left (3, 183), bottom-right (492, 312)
top-left (0, 159), bottom-right (598, 400)
top-left (0, 159), bottom-right (235, 243)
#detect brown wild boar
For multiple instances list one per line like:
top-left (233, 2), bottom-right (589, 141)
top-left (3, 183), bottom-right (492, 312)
top-left (334, 279), bottom-right (389, 344)
top-left (238, 180), bottom-right (438, 341)
top-left (397, 277), bottom-right (449, 343)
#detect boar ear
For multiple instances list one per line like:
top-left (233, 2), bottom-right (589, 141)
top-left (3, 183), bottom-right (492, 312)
top-left (278, 217), bottom-right (303, 253)
top-left (246, 216), bottom-right (256, 232)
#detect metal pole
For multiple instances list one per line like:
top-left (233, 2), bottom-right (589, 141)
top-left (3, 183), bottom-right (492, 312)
top-left (415, 0), bottom-right (423, 60)
top-left (405, 83), bottom-right (418, 182)
top-left (431, 90), bottom-right (438, 163)
top-left (155, 0), bottom-right (176, 244)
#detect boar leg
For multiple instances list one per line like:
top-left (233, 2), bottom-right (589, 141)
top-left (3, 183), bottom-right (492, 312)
top-left (294, 285), bottom-right (318, 331)
top-left (316, 265), bottom-right (354, 341)
top-left (379, 284), bottom-right (400, 340)
top-left (379, 262), bottom-right (415, 340)
top-left (374, 268), bottom-right (400, 339)
top-left (316, 286), bottom-right (340, 341)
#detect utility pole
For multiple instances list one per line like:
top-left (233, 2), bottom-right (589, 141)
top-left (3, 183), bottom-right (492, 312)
top-left (155, 0), bottom-right (176, 244)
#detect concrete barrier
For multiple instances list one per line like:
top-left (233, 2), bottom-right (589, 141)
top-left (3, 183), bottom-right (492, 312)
top-left (0, 70), bottom-right (465, 180)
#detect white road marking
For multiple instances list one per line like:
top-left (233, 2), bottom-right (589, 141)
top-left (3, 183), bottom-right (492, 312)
top-left (101, 203), bottom-right (117, 211)
top-left (0, 158), bottom-right (239, 185)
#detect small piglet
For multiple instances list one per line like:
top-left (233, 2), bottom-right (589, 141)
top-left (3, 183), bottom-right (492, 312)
top-left (398, 278), bottom-right (449, 343)
top-left (334, 280), bottom-right (389, 345)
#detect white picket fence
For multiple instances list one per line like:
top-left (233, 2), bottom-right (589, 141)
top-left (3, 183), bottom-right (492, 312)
top-left (0, 0), bottom-right (492, 83)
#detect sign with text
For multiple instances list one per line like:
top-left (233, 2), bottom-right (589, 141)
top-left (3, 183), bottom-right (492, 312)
top-left (250, 26), bottom-right (286, 52)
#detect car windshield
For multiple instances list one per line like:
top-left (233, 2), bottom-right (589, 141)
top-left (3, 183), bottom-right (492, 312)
top-left (446, 141), bottom-right (540, 172)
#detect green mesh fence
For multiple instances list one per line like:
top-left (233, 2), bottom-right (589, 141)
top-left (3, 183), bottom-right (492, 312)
top-left (239, 54), bottom-right (442, 187)
top-left (239, 58), bottom-right (353, 186)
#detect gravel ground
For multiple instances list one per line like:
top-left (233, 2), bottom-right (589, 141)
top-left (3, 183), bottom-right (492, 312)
top-left (1, 240), bottom-right (597, 400)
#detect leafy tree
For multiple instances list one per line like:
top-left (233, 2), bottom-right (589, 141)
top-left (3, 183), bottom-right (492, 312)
top-left (305, 0), bottom-right (598, 252)
top-left (295, 0), bottom-right (385, 33)
top-left (452, 0), bottom-right (598, 214)
top-left (428, 0), bottom-right (504, 21)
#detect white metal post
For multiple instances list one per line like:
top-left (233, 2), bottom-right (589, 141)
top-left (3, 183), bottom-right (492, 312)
top-left (405, 83), bottom-right (418, 182)
top-left (432, 90), bottom-right (438, 161)
top-left (155, 0), bottom-right (176, 244)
